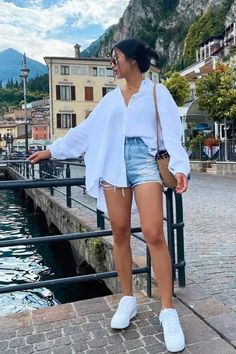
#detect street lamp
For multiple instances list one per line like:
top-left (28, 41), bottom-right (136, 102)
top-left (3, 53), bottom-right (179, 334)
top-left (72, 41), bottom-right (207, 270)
top-left (20, 53), bottom-right (30, 156)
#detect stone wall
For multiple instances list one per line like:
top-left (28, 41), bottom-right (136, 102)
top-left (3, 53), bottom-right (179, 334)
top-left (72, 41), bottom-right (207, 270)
top-left (190, 161), bottom-right (236, 176)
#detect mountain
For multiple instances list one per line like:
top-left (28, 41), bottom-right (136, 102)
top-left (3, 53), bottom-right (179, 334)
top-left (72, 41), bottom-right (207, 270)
top-left (82, 0), bottom-right (236, 70)
top-left (0, 48), bottom-right (48, 87)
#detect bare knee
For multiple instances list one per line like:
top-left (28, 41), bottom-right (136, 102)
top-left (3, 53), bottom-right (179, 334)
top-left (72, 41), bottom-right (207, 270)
top-left (112, 224), bottom-right (131, 247)
top-left (142, 228), bottom-right (166, 248)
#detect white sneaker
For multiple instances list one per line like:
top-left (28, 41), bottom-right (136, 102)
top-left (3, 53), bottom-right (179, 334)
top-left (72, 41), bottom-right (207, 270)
top-left (111, 296), bottom-right (137, 329)
top-left (159, 308), bottom-right (185, 353)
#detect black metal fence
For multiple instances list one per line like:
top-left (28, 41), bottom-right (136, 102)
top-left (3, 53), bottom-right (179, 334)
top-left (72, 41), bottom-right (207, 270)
top-left (189, 140), bottom-right (236, 161)
top-left (0, 159), bottom-right (186, 299)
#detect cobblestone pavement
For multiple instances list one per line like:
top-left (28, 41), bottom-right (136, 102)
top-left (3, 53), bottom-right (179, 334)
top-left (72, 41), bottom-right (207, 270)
top-left (1, 292), bottom-right (235, 354)
top-left (27, 166), bottom-right (236, 350)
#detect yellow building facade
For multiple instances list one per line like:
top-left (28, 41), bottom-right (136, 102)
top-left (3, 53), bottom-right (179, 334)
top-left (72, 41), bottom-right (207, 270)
top-left (45, 45), bottom-right (160, 141)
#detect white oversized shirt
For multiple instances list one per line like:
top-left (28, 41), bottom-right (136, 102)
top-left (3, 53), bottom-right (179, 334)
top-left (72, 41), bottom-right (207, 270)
top-left (49, 78), bottom-right (190, 212)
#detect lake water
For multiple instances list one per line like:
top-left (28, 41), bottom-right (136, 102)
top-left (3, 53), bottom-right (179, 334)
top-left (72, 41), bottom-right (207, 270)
top-left (0, 189), bottom-right (111, 316)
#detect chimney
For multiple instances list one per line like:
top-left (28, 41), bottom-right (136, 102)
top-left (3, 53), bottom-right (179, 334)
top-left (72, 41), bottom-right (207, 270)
top-left (74, 43), bottom-right (81, 58)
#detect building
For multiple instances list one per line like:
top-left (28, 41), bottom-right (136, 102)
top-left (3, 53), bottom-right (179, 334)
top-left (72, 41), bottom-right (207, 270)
top-left (30, 99), bottom-right (50, 142)
top-left (179, 22), bottom-right (236, 141)
top-left (45, 44), bottom-right (160, 141)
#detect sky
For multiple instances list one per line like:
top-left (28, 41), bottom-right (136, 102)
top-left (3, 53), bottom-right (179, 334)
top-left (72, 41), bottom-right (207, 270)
top-left (0, 0), bottom-right (130, 63)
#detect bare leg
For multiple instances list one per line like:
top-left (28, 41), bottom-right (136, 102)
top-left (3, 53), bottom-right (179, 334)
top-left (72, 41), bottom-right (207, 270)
top-left (134, 182), bottom-right (173, 308)
top-left (103, 184), bottom-right (133, 295)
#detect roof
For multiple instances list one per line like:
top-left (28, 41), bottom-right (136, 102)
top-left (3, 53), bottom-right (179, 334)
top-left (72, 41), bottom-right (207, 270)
top-left (199, 34), bottom-right (224, 47)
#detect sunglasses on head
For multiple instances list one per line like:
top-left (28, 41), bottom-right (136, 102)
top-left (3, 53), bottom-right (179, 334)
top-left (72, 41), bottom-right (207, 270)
top-left (110, 57), bottom-right (119, 66)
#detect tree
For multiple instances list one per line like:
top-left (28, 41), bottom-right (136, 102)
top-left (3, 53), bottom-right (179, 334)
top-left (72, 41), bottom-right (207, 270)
top-left (162, 72), bottom-right (190, 106)
top-left (195, 64), bottom-right (236, 123)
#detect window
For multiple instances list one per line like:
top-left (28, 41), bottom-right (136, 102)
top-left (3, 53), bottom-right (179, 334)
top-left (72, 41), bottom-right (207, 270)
top-left (35, 135), bottom-right (38, 140)
top-left (35, 127), bottom-right (38, 131)
top-left (98, 67), bottom-right (106, 77)
top-left (102, 86), bottom-right (115, 97)
top-left (61, 66), bottom-right (69, 75)
top-left (106, 68), bottom-right (114, 77)
top-left (57, 113), bottom-right (76, 128)
top-left (148, 72), bottom-right (153, 80)
top-left (93, 67), bottom-right (98, 76)
top-left (44, 134), bottom-right (47, 139)
top-left (56, 85), bottom-right (76, 100)
top-left (85, 86), bottom-right (94, 101)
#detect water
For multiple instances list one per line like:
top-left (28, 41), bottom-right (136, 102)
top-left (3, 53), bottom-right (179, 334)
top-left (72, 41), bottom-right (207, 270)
top-left (0, 189), bottom-right (111, 316)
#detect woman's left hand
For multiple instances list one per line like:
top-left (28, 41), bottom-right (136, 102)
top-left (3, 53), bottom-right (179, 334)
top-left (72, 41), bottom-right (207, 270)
top-left (175, 173), bottom-right (188, 193)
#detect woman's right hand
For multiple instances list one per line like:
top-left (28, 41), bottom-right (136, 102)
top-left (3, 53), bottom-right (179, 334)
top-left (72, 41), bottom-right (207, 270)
top-left (28, 150), bottom-right (52, 164)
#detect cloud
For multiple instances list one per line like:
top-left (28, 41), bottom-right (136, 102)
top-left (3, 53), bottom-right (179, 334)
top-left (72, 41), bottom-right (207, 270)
top-left (0, 0), bottom-right (129, 63)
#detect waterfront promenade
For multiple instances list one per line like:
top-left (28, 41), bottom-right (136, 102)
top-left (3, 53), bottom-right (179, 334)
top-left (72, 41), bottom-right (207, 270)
top-left (0, 170), bottom-right (235, 353)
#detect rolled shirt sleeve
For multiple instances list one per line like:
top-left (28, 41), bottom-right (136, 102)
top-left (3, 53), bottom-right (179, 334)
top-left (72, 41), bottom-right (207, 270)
top-left (157, 84), bottom-right (190, 177)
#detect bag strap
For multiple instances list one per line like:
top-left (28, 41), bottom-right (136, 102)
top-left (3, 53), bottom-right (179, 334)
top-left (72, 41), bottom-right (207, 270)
top-left (153, 83), bottom-right (161, 153)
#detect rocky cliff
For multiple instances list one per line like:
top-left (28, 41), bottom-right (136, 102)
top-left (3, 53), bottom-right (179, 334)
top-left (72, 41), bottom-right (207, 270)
top-left (82, 0), bottom-right (236, 70)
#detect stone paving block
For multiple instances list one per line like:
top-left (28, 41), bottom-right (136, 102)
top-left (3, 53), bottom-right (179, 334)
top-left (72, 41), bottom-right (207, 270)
top-left (16, 344), bottom-right (34, 354)
top-left (0, 312), bottom-right (31, 331)
top-left (135, 319), bottom-right (150, 328)
top-left (129, 349), bottom-right (146, 354)
top-left (46, 329), bottom-right (62, 340)
top-left (70, 332), bottom-right (91, 343)
top-left (87, 338), bottom-right (108, 349)
top-left (72, 341), bottom-right (88, 352)
top-left (124, 338), bottom-right (144, 350)
top-left (107, 333), bottom-right (123, 345)
top-left (35, 323), bottom-right (54, 333)
top-left (32, 304), bottom-right (76, 325)
top-left (175, 284), bottom-right (210, 303)
top-left (87, 313), bottom-right (104, 322)
top-left (121, 329), bottom-right (140, 340)
top-left (17, 326), bottom-right (33, 337)
top-left (70, 315), bottom-right (87, 325)
top-left (142, 335), bottom-right (161, 346)
top-left (73, 297), bottom-right (109, 316)
top-left (54, 336), bottom-right (71, 347)
top-left (64, 325), bottom-right (82, 335)
top-left (3, 350), bottom-right (16, 354)
top-left (145, 342), bottom-right (166, 353)
top-left (86, 349), bottom-right (107, 354)
top-left (9, 337), bottom-right (25, 348)
top-left (34, 339), bottom-right (54, 351)
top-left (187, 338), bottom-right (236, 354)
top-left (90, 328), bottom-right (108, 339)
top-left (52, 346), bottom-right (73, 354)
top-left (139, 325), bottom-right (159, 337)
top-left (189, 297), bottom-right (230, 318)
top-left (26, 333), bottom-right (46, 345)
top-left (0, 340), bottom-right (8, 351)
top-left (106, 343), bottom-right (126, 353)
top-left (54, 320), bottom-right (71, 329)
top-left (207, 311), bottom-right (236, 342)
top-left (181, 314), bottom-right (218, 345)
top-left (0, 331), bottom-right (16, 340)
top-left (82, 321), bottom-right (101, 331)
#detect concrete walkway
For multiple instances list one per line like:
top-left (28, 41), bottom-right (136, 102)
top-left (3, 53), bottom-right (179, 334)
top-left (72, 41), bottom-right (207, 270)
top-left (0, 291), bottom-right (235, 354)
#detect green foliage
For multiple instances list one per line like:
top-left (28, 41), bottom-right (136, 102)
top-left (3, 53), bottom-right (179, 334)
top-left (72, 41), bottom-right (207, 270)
top-left (0, 74), bottom-right (49, 111)
top-left (162, 72), bottom-right (190, 106)
top-left (27, 74), bottom-right (49, 93)
top-left (189, 134), bottom-right (205, 151)
top-left (195, 64), bottom-right (236, 123)
top-left (183, 1), bottom-right (234, 66)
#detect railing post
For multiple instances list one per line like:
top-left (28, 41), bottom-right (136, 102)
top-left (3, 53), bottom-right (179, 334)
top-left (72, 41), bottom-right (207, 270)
top-left (165, 188), bottom-right (176, 291)
top-left (66, 164), bottom-right (71, 208)
top-left (146, 246), bottom-right (152, 298)
top-left (31, 163), bottom-right (35, 179)
top-left (97, 209), bottom-right (105, 230)
top-left (49, 162), bottom-right (54, 196)
top-left (175, 192), bottom-right (186, 287)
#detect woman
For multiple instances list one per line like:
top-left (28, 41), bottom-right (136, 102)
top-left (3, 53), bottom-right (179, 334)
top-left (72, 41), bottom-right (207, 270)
top-left (29, 38), bottom-right (190, 353)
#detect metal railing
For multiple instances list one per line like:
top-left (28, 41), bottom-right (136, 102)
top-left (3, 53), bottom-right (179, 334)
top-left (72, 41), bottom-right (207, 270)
top-left (189, 140), bottom-right (236, 161)
top-left (0, 159), bottom-right (186, 298)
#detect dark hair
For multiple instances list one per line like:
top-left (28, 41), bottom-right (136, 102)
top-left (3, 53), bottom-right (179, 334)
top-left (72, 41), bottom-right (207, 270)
top-left (111, 38), bottom-right (159, 73)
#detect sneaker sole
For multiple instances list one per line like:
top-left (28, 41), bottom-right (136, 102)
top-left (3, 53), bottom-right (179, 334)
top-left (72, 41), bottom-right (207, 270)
top-left (111, 308), bottom-right (137, 329)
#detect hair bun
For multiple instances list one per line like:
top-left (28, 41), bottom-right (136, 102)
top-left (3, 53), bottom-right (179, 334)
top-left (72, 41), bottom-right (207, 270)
top-left (145, 46), bottom-right (159, 61)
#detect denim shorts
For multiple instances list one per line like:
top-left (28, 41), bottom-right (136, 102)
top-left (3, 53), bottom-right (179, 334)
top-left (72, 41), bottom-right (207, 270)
top-left (125, 137), bottom-right (162, 188)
